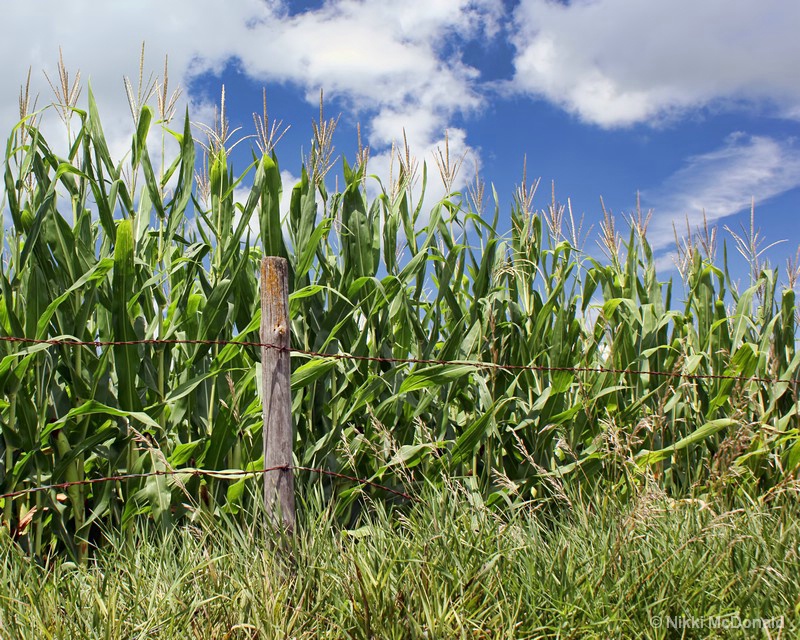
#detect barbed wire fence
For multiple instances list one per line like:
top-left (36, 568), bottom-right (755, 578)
top-left (0, 334), bottom-right (786, 384)
top-left (1, 254), bottom-right (797, 525)
top-left (0, 333), bottom-right (791, 504)
top-left (0, 465), bottom-right (416, 503)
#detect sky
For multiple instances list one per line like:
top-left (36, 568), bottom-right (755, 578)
top-left (2, 0), bottom-right (800, 286)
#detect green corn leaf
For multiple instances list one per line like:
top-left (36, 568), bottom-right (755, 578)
top-left (399, 364), bottom-right (475, 394)
top-left (42, 400), bottom-right (161, 439)
top-left (635, 419), bottom-right (738, 467)
top-left (166, 110), bottom-right (196, 239)
top-left (112, 219), bottom-right (141, 411)
top-left (292, 358), bottom-right (338, 389)
top-left (259, 152), bottom-right (287, 258)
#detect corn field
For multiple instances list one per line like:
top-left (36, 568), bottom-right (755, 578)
top-left (1, 82), bottom-right (799, 561)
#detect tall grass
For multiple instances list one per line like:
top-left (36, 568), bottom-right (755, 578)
top-left (1, 483), bottom-right (797, 638)
top-left (1, 62), bottom-right (799, 560)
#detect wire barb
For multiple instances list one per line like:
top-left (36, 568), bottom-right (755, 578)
top-left (0, 335), bottom-right (786, 385)
top-left (0, 465), bottom-right (417, 503)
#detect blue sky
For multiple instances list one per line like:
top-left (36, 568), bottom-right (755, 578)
top-left (2, 0), bottom-right (799, 286)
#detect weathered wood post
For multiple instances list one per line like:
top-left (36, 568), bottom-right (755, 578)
top-left (260, 256), bottom-right (295, 531)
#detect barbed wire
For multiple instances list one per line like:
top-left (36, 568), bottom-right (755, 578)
top-left (0, 335), bottom-right (790, 385)
top-left (0, 332), bottom-right (795, 514)
top-left (0, 465), bottom-right (417, 503)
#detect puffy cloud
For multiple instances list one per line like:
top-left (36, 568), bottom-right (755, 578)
top-left (510, 0), bottom-right (800, 127)
top-left (0, 0), bottom-right (500, 201)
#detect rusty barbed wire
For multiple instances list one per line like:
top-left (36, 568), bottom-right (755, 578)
top-left (0, 334), bottom-right (789, 385)
top-left (0, 333), bottom-right (795, 509)
top-left (0, 465), bottom-right (416, 503)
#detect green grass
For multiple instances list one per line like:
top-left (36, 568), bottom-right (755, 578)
top-left (1, 482), bottom-right (797, 639)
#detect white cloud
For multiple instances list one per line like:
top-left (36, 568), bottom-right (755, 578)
top-left (0, 0), bottom-right (499, 207)
top-left (643, 134), bottom-right (800, 250)
top-left (235, 0), bottom-right (498, 199)
top-left (653, 250), bottom-right (680, 274)
top-left (510, 0), bottom-right (800, 127)
top-left (364, 126), bottom-right (479, 215)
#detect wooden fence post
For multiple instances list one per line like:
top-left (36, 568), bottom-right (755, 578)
top-left (261, 256), bottom-right (295, 531)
